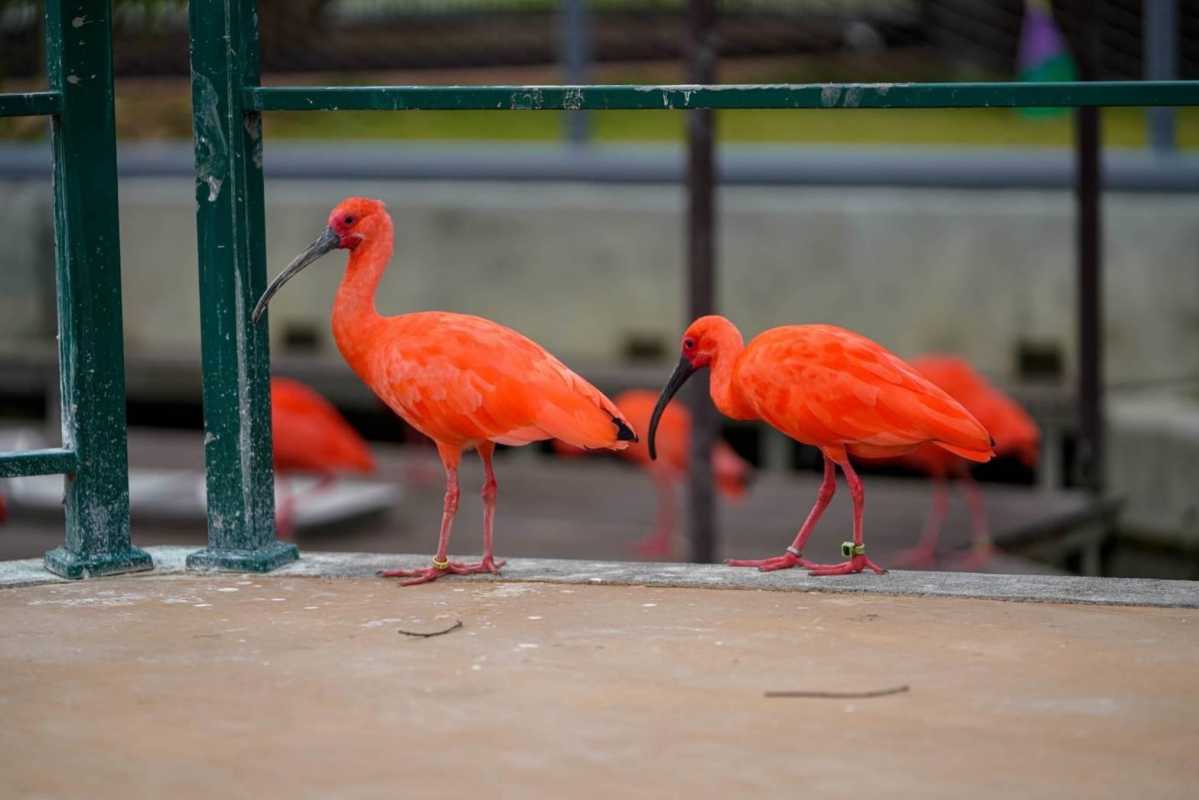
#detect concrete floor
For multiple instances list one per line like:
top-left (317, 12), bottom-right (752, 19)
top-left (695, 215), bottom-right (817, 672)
top-left (2, 573), bottom-right (1196, 799)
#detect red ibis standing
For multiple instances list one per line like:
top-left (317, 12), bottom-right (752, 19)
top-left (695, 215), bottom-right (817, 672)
top-left (253, 197), bottom-right (635, 584)
top-left (648, 316), bottom-right (994, 575)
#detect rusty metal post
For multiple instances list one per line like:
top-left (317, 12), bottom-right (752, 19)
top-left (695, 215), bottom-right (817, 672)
top-left (685, 0), bottom-right (718, 563)
top-left (1074, 3), bottom-right (1104, 495)
top-left (560, 0), bottom-right (592, 145)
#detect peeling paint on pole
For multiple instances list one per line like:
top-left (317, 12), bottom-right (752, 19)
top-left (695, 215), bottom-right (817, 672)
top-left (186, 0), bottom-right (297, 572)
top-left (39, 0), bottom-right (151, 579)
top-left (245, 81), bottom-right (1199, 113)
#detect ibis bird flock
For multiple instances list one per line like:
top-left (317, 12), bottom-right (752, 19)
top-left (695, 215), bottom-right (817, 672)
top-left (253, 196), bottom-right (1026, 585)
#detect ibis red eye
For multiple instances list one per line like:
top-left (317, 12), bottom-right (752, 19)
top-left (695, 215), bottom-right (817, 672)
top-left (683, 338), bottom-right (695, 350)
top-left (343, 215), bottom-right (355, 226)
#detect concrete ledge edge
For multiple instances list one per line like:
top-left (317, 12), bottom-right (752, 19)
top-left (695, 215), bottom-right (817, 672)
top-left (1, 546), bottom-right (1196, 607)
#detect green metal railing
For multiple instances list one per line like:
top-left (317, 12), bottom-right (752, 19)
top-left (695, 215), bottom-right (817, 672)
top-left (187, 0), bottom-right (1199, 571)
top-left (0, 1), bottom-right (151, 578)
top-left (244, 81), bottom-right (1199, 112)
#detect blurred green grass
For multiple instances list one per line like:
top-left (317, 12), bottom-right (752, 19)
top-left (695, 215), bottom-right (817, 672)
top-left (263, 106), bottom-right (1199, 149)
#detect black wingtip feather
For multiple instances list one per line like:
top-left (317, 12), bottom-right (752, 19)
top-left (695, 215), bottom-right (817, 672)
top-left (614, 416), bottom-right (638, 443)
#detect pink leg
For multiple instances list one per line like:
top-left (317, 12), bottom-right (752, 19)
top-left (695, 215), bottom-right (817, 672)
top-left (895, 475), bottom-right (950, 568)
top-left (634, 469), bottom-right (676, 559)
top-left (379, 444), bottom-right (470, 585)
top-left (275, 473), bottom-right (335, 541)
top-left (275, 477), bottom-right (297, 540)
top-left (379, 443), bottom-right (507, 585)
top-left (469, 441), bottom-right (507, 574)
top-left (805, 453), bottom-right (886, 576)
top-left (950, 476), bottom-right (996, 570)
top-left (726, 456), bottom-right (835, 572)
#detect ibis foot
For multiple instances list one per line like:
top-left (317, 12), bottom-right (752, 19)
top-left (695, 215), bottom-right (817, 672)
top-left (378, 556), bottom-right (507, 586)
top-left (726, 551), bottom-right (816, 572)
top-left (805, 555), bottom-right (887, 576)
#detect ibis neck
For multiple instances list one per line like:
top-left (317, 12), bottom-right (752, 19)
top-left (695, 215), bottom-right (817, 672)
top-left (707, 324), bottom-right (756, 421)
top-left (331, 218), bottom-right (392, 374)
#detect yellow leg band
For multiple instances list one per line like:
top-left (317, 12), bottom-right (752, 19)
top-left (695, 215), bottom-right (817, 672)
top-left (841, 542), bottom-right (866, 558)
top-left (431, 557), bottom-right (450, 570)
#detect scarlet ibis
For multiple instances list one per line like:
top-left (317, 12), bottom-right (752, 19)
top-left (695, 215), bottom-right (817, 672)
top-left (0, 491), bottom-right (7, 524)
top-left (253, 197), bottom-right (635, 585)
top-left (892, 355), bottom-right (1040, 569)
top-left (554, 389), bottom-right (752, 558)
top-left (649, 316), bottom-right (994, 575)
top-left (270, 376), bottom-right (375, 539)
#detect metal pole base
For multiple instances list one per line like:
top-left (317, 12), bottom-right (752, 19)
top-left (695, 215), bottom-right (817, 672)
top-left (44, 546), bottom-right (154, 580)
top-left (186, 541), bottom-right (299, 573)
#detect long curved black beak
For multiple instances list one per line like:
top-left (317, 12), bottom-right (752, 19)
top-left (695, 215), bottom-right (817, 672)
top-left (648, 356), bottom-right (698, 460)
top-left (251, 227), bottom-right (339, 324)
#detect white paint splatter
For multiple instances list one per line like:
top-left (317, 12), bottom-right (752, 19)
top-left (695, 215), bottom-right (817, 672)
top-left (481, 583), bottom-right (535, 598)
top-left (29, 592), bottom-right (146, 608)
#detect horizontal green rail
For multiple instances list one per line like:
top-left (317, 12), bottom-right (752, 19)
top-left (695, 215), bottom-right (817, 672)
top-left (0, 448), bottom-right (78, 478)
top-left (247, 81), bottom-right (1199, 113)
top-left (0, 91), bottom-right (63, 118)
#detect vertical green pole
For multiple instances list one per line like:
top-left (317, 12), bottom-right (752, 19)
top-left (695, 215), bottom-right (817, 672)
top-left (42, 0), bottom-right (152, 578)
top-left (186, 0), bottom-right (297, 571)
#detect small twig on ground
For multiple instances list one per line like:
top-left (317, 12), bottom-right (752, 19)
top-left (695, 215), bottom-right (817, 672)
top-left (764, 685), bottom-right (910, 699)
top-left (397, 619), bottom-right (463, 638)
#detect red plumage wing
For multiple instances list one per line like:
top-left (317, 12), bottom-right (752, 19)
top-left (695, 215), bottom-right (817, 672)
top-left (912, 355), bottom-right (1039, 466)
top-left (367, 312), bottom-right (633, 451)
top-left (738, 326), bottom-right (993, 461)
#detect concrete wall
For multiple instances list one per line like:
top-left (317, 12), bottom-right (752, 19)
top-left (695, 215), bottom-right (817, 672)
top-left (1108, 392), bottom-right (1199, 547)
top-left (2, 176), bottom-right (1198, 386)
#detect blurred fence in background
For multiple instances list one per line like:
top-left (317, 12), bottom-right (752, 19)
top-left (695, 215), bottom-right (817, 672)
top-left (2, 1), bottom-right (1196, 81)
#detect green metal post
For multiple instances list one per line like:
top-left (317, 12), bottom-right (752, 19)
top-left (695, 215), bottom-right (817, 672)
top-left (186, 0), bottom-right (297, 571)
top-left (42, 0), bottom-right (152, 578)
